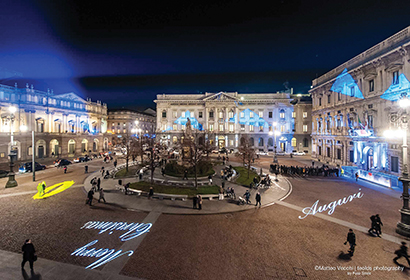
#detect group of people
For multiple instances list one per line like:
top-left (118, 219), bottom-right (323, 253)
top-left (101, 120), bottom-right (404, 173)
top-left (192, 195), bottom-right (203, 210)
top-left (221, 165), bottom-right (234, 181)
top-left (241, 189), bottom-right (262, 207)
top-left (270, 164), bottom-right (340, 177)
top-left (87, 176), bottom-right (106, 205)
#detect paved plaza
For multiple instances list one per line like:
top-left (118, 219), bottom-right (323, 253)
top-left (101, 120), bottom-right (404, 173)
top-left (0, 156), bottom-right (409, 279)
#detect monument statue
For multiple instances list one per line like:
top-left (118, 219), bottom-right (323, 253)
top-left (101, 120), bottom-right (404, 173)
top-left (186, 118), bottom-right (192, 136)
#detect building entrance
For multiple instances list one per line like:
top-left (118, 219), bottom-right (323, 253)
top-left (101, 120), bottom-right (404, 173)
top-left (218, 139), bottom-right (225, 148)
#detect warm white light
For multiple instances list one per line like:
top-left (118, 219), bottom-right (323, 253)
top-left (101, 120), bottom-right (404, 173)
top-left (399, 97), bottom-right (410, 108)
top-left (20, 125), bottom-right (28, 132)
top-left (272, 122), bottom-right (277, 127)
top-left (268, 131), bottom-right (273, 136)
top-left (275, 131), bottom-right (281, 136)
top-left (240, 97), bottom-right (244, 100)
top-left (384, 129), bottom-right (405, 138)
top-left (297, 94), bottom-right (302, 97)
top-left (135, 120), bottom-right (139, 125)
top-left (9, 106), bottom-right (17, 113)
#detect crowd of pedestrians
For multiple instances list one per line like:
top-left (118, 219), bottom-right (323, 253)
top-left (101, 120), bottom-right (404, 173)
top-left (270, 164), bottom-right (340, 177)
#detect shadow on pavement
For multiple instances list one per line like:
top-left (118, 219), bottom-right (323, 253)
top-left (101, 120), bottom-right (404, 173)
top-left (22, 268), bottom-right (42, 280)
top-left (169, 204), bottom-right (196, 209)
top-left (338, 251), bottom-right (353, 260)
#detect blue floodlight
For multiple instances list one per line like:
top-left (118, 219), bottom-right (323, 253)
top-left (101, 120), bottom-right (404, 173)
top-left (380, 73), bottom-right (410, 101)
top-left (174, 111), bottom-right (203, 130)
top-left (331, 68), bottom-right (364, 99)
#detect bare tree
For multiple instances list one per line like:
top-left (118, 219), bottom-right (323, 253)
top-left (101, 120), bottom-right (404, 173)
top-left (236, 136), bottom-right (257, 179)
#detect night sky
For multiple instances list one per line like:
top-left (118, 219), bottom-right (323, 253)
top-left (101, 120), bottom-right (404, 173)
top-left (0, 0), bottom-right (409, 110)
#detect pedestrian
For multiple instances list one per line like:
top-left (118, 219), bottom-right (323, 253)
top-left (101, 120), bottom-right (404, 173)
top-left (21, 239), bottom-right (36, 271)
top-left (97, 177), bottom-right (101, 191)
top-left (355, 172), bottom-right (359, 181)
top-left (149, 186), bottom-right (154, 199)
top-left (139, 169), bottom-right (143, 180)
top-left (161, 167), bottom-right (165, 176)
top-left (221, 181), bottom-right (225, 189)
top-left (98, 188), bottom-right (106, 203)
top-left (124, 182), bottom-right (130, 195)
top-left (114, 160), bottom-right (117, 168)
top-left (198, 195), bottom-right (203, 210)
top-left (101, 166), bottom-right (105, 174)
top-left (64, 165), bottom-right (67, 174)
top-left (255, 192), bottom-right (261, 207)
top-left (219, 186), bottom-right (224, 200)
top-left (344, 229), bottom-right (356, 256)
top-left (374, 214), bottom-right (383, 237)
top-left (86, 189), bottom-right (94, 206)
top-left (193, 195), bottom-right (197, 209)
top-left (231, 187), bottom-right (236, 199)
top-left (208, 175), bottom-right (213, 185)
top-left (244, 190), bottom-right (251, 204)
top-left (393, 242), bottom-right (410, 266)
top-left (85, 165), bottom-right (88, 173)
top-left (41, 181), bottom-right (46, 196)
top-left (368, 215), bottom-right (377, 236)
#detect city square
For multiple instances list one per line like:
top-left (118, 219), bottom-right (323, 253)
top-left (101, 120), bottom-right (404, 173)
top-left (1, 1), bottom-right (410, 280)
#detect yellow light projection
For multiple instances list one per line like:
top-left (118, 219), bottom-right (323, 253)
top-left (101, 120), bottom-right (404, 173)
top-left (33, 181), bottom-right (75, 199)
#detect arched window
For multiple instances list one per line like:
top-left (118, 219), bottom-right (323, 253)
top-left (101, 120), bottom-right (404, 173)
top-left (173, 136), bottom-right (177, 143)
top-left (249, 137), bottom-right (254, 146)
top-left (279, 109), bottom-right (285, 119)
top-left (291, 137), bottom-right (297, 147)
top-left (258, 138), bottom-right (264, 146)
top-left (268, 138), bottom-right (273, 146)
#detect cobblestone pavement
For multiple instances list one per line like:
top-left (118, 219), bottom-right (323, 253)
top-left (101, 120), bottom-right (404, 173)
top-left (0, 156), bottom-right (409, 279)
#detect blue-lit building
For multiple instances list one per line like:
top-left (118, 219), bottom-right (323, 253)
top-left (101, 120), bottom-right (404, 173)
top-left (0, 83), bottom-right (110, 163)
top-left (155, 91), bottom-right (312, 154)
top-left (310, 26), bottom-right (410, 187)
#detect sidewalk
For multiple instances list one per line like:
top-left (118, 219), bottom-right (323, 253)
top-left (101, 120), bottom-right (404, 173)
top-left (85, 162), bottom-right (292, 214)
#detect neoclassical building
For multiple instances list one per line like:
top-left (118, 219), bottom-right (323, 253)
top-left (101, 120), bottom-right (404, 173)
top-left (310, 26), bottom-right (410, 187)
top-left (0, 83), bottom-right (110, 163)
top-left (155, 91), bottom-right (311, 153)
top-left (107, 108), bottom-right (156, 144)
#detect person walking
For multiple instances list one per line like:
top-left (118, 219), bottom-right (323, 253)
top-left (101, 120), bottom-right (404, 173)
top-left (368, 215), bottom-right (377, 235)
top-left (355, 172), bottom-right (359, 181)
top-left (393, 242), bottom-right (410, 266)
top-left (114, 160), bottom-right (118, 169)
top-left (374, 214), bottom-right (383, 237)
top-left (101, 166), bottom-right (105, 174)
top-left (344, 229), bottom-right (356, 256)
top-left (21, 239), bottom-right (36, 271)
top-left (198, 195), bottom-right (203, 210)
top-left (84, 165), bottom-right (88, 174)
top-left (208, 175), bottom-right (213, 185)
top-left (97, 177), bottom-right (101, 191)
top-left (193, 195), bottom-right (197, 209)
top-left (149, 187), bottom-right (154, 199)
top-left (244, 190), bottom-right (251, 204)
top-left (64, 165), bottom-right (67, 174)
top-left (255, 192), bottom-right (261, 207)
top-left (218, 186), bottom-right (224, 200)
top-left (86, 189), bottom-right (94, 206)
top-left (98, 188), bottom-right (106, 203)
top-left (231, 187), bottom-right (236, 199)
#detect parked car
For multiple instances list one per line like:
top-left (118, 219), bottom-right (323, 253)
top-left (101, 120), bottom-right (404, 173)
top-left (292, 151), bottom-right (306, 156)
top-left (0, 170), bottom-right (9, 178)
top-left (73, 156), bottom-right (91, 163)
top-left (275, 151), bottom-right (290, 156)
top-left (256, 151), bottom-right (269, 156)
top-left (19, 162), bottom-right (46, 173)
top-left (55, 159), bottom-right (72, 167)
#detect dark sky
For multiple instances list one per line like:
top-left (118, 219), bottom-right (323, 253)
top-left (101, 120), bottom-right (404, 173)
top-left (0, 0), bottom-right (409, 110)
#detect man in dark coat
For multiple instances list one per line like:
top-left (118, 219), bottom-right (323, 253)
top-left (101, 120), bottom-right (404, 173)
top-left (97, 177), bottom-right (101, 191)
top-left (193, 196), bottom-right (197, 209)
top-left (394, 242), bottom-right (410, 266)
top-left (368, 215), bottom-right (377, 235)
top-left (255, 192), bottom-right (261, 207)
top-left (22, 239), bottom-right (36, 270)
top-left (87, 190), bottom-right (94, 206)
top-left (148, 187), bottom-right (154, 199)
top-left (374, 214), bottom-right (383, 237)
top-left (344, 229), bottom-right (356, 256)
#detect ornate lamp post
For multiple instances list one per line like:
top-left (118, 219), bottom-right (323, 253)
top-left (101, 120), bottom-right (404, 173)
top-left (270, 122), bottom-right (281, 163)
top-left (5, 106), bottom-right (18, 188)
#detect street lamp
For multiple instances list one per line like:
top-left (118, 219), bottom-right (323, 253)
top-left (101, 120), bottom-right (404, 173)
top-left (271, 122), bottom-right (281, 163)
top-left (387, 96), bottom-right (410, 237)
top-left (5, 106), bottom-right (18, 188)
top-left (20, 125), bottom-right (36, 182)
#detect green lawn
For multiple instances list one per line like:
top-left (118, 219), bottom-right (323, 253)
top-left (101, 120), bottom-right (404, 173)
top-left (129, 181), bottom-right (219, 196)
top-left (233, 166), bottom-right (260, 186)
top-left (115, 165), bottom-right (140, 178)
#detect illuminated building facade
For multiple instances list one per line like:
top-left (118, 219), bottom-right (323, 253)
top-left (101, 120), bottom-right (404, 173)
top-left (0, 83), bottom-right (110, 162)
top-left (155, 91), bottom-right (311, 153)
top-left (310, 26), bottom-right (410, 187)
top-left (107, 109), bottom-right (156, 144)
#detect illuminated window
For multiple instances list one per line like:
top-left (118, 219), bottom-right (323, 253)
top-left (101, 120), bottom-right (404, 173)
top-left (240, 112), bottom-right (245, 118)
top-left (228, 111), bottom-right (234, 118)
top-left (173, 124), bottom-right (177, 130)
top-left (219, 111), bottom-right (223, 118)
top-left (209, 124), bottom-right (214, 131)
top-left (303, 125), bottom-right (308, 132)
top-left (182, 125), bottom-right (185, 130)
top-left (350, 87), bottom-right (355, 97)
top-left (229, 124), bottom-right (234, 132)
top-left (280, 125), bottom-right (285, 132)
top-left (369, 79), bottom-right (374, 92)
top-left (258, 111), bottom-right (263, 118)
top-left (123, 129), bottom-right (126, 133)
top-left (173, 136), bottom-right (177, 143)
top-left (269, 111), bottom-right (273, 118)
top-left (182, 111), bottom-right (185, 117)
top-left (280, 110), bottom-right (285, 119)
top-left (240, 124), bottom-right (245, 131)
top-left (393, 71), bottom-right (399, 85)
top-left (249, 125), bottom-right (254, 132)
top-left (303, 112), bottom-right (307, 118)
top-left (173, 111), bottom-right (177, 118)
top-left (292, 112), bottom-right (296, 118)
top-left (229, 140), bottom-right (234, 146)
top-left (259, 126), bottom-right (263, 132)
top-left (291, 138), bottom-right (296, 147)
top-left (219, 124), bottom-right (224, 131)
top-left (250, 112), bottom-right (254, 118)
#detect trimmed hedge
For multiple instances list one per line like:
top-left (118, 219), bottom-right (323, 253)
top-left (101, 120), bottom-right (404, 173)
top-left (164, 160), bottom-right (215, 178)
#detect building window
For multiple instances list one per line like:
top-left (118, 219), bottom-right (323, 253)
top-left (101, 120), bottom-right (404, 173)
top-left (182, 111), bottom-right (185, 118)
top-left (259, 126), bottom-right (263, 132)
top-left (319, 98), bottom-right (322, 106)
top-left (199, 112), bottom-right (203, 118)
top-left (162, 111), bottom-right (166, 118)
top-left (228, 111), bottom-right (234, 118)
top-left (303, 138), bottom-right (308, 147)
top-left (240, 124), bottom-right (245, 131)
top-left (280, 110), bottom-right (285, 119)
top-left (258, 138), bottom-right (264, 146)
top-left (391, 156), bottom-right (399, 172)
top-left (268, 111), bottom-right (273, 118)
top-left (229, 124), bottom-right (234, 132)
top-left (326, 147), bottom-right (331, 157)
top-left (209, 111), bottom-right (214, 118)
top-left (368, 115), bottom-right (373, 128)
top-left (337, 149), bottom-right (341, 160)
top-left (240, 112), bottom-right (245, 118)
top-left (350, 87), bottom-right (355, 97)
top-left (303, 112), bottom-right (307, 118)
top-left (258, 111), bottom-right (263, 118)
top-left (327, 95), bottom-right (331, 103)
top-left (173, 136), bottom-right (177, 143)
top-left (219, 111), bottom-right (223, 119)
top-left (349, 150), bottom-right (354, 163)
top-left (393, 71), bottom-right (399, 85)
top-left (338, 92), bottom-right (341, 101)
top-left (250, 112), bottom-right (254, 118)
top-left (219, 124), bottom-right (224, 132)
top-left (249, 125), bottom-right (254, 132)
top-left (173, 124), bottom-right (177, 130)
top-left (229, 140), bottom-right (234, 146)
top-left (280, 125), bottom-right (285, 132)
top-left (292, 112), bottom-right (296, 118)
top-left (303, 125), bottom-right (308, 132)
top-left (318, 146), bottom-right (322, 156)
top-left (173, 111), bottom-right (177, 118)
top-left (209, 124), bottom-right (214, 131)
top-left (369, 79), bottom-right (374, 92)
top-left (291, 138), bottom-right (296, 147)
